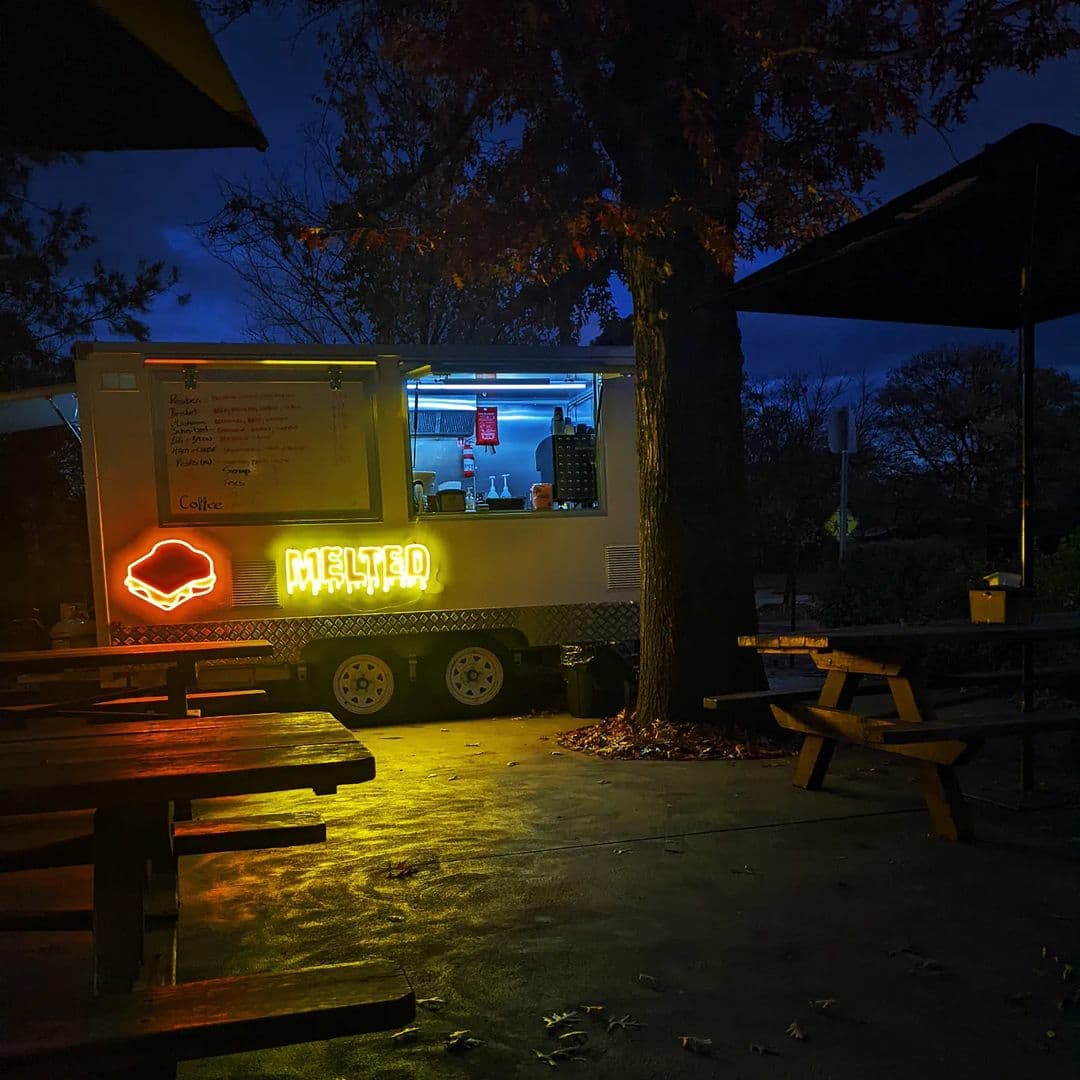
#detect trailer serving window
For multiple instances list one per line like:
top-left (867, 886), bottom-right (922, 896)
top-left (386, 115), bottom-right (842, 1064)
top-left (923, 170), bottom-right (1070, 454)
top-left (406, 371), bottom-right (606, 515)
top-left (150, 363), bottom-right (381, 525)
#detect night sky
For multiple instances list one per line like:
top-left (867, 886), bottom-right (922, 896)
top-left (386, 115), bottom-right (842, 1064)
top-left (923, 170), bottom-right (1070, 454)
top-left (29, 10), bottom-right (1080, 381)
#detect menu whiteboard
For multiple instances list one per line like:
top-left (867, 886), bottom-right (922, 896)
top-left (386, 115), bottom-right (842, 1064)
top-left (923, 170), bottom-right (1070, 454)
top-left (153, 373), bottom-right (380, 524)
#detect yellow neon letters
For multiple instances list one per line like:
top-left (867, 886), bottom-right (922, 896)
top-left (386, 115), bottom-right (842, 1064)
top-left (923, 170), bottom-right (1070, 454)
top-left (284, 543), bottom-right (431, 597)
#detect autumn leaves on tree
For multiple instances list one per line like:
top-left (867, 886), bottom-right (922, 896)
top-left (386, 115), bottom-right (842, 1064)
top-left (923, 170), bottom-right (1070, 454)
top-left (209, 0), bottom-right (1078, 724)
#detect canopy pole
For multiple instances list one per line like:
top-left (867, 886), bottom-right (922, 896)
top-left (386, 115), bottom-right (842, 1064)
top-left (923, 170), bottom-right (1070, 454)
top-left (1018, 165), bottom-right (1039, 792)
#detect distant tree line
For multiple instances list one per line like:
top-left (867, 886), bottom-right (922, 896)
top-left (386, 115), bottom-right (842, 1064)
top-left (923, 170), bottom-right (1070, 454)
top-left (744, 344), bottom-right (1080, 595)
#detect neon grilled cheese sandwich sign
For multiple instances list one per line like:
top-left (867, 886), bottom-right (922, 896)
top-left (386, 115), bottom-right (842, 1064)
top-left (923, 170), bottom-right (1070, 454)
top-left (284, 543), bottom-right (432, 597)
top-left (124, 539), bottom-right (217, 611)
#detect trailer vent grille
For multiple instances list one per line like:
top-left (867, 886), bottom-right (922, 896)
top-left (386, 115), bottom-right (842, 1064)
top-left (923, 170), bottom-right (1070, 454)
top-left (605, 545), bottom-right (640, 590)
top-left (408, 409), bottom-right (476, 437)
top-left (231, 561), bottom-right (280, 607)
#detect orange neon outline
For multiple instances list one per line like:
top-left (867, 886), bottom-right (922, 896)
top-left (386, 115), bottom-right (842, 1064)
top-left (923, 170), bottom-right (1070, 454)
top-left (123, 539), bottom-right (218, 612)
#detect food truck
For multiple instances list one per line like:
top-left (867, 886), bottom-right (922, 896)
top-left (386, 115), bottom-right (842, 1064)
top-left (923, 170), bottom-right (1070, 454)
top-left (70, 342), bottom-right (640, 721)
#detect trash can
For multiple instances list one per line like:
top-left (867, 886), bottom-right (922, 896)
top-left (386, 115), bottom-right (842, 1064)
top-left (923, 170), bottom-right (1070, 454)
top-left (560, 644), bottom-right (633, 719)
top-left (969, 572), bottom-right (1034, 624)
top-left (560, 644), bottom-right (596, 718)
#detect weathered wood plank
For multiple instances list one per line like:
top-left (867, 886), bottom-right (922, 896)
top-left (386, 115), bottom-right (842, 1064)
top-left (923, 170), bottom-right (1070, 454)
top-left (0, 710), bottom-right (339, 749)
top-left (0, 960), bottom-right (415, 1075)
top-left (703, 688), bottom-right (819, 710)
top-left (771, 703), bottom-right (968, 765)
top-left (918, 764), bottom-right (974, 842)
top-left (172, 813), bottom-right (326, 856)
top-left (0, 741), bottom-right (374, 816)
top-left (740, 615), bottom-right (1080, 654)
top-left (875, 712), bottom-right (1079, 743)
top-left (0, 864), bottom-right (92, 930)
top-left (93, 802), bottom-right (174, 994)
top-left (792, 735), bottom-right (835, 789)
top-left (0, 810), bottom-right (328, 870)
top-left (813, 651), bottom-right (908, 676)
top-left (0, 640), bottom-right (274, 673)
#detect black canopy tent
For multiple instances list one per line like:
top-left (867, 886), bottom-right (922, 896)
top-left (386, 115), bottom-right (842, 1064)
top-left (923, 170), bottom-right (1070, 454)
top-left (732, 122), bottom-right (1080, 590)
top-left (1, 0), bottom-right (267, 152)
top-left (730, 123), bottom-right (1080, 761)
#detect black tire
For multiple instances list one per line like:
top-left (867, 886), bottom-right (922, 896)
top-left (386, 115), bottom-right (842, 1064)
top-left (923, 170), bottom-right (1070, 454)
top-left (315, 644), bottom-right (409, 726)
top-left (426, 638), bottom-right (515, 717)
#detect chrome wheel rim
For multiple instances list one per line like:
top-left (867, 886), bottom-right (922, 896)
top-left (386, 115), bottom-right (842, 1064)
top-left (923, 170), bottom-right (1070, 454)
top-left (445, 646), bottom-right (503, 706)
top-left (333, 654), bottom-right (394, 716)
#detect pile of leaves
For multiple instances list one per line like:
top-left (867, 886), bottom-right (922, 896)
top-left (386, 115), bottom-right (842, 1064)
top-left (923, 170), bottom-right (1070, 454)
top-left (558, 709), bottom-right (796, 761)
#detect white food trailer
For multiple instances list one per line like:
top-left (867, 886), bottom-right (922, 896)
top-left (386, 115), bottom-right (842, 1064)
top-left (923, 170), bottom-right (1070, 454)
top-left (64, 342), bottom-right (640, 721)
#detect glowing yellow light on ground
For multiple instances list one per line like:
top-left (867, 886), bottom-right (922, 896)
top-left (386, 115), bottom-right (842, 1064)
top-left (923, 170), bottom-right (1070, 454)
top-left (284, 543), bottom-right (432, 597)
top-left (124, 538), bottom-right (217, 611)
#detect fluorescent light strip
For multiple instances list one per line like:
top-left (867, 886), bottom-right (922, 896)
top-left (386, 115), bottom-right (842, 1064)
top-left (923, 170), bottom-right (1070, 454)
top-left (407, 382), bottom-right (587, 392)
top-left (144, 358), bottom-right (378, 368)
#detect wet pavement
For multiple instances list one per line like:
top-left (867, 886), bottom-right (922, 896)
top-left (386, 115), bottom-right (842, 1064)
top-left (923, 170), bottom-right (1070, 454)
top-left (3, 710), bottom-right (1078, 1078)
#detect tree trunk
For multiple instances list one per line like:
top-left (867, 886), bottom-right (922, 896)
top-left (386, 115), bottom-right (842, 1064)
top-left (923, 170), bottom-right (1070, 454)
top-left (606, 0), bottom-right (765, 725)
top-left (625, 233), bottom-right (765, 724)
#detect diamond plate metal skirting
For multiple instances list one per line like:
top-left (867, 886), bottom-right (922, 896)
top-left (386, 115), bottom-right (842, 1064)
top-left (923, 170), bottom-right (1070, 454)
top-left (113, 602), bottom-right (640, 663)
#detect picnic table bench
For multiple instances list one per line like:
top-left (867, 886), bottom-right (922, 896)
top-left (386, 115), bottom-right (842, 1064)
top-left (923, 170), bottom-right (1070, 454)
top-left (0, 709), bottom-right (414, 1076)
top-left (0, 639), bottom-right (274, 722)
top-left (0, 960), bottom-right (414, 1079)
top-left (732, 616), bottom-right (1080, 842)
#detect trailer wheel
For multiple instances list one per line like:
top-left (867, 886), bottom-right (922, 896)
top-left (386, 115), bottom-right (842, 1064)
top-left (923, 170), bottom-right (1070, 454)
top-left (433, 640), bottom-right (513, 714)
top-left (321, 649), bottom-right (403, 724)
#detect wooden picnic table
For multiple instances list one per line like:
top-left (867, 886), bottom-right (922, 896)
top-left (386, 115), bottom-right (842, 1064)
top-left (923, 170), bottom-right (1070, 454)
top-left (0, 710), bottom-right (373, 993)
top-left (737, 615), bottom-right (1080, 841)
top-left (0, 639), bottom-right (274, 719)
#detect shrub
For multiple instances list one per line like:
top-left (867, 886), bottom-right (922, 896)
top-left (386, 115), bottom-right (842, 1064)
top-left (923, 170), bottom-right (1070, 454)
top-left (1037, 530), bottom-right (1080, 613)
top-left (815, 538), bottom-right (973, 626)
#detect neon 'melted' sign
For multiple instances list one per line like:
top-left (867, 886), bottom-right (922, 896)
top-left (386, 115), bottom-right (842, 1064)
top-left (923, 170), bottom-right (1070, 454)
top-left (124, 538), bottom-right (217, 611)
top-left (284, 544), bottom-right (432, 597)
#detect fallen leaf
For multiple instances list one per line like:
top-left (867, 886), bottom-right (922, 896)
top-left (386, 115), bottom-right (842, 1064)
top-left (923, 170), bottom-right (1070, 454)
top-left (1005, 992), bottom-right (1035, 1006)
top-left (507, 760), bottom-right (519, 767)
top-left (387, 914), bottom-right (406, 923)
top-left (613, 848), bottom-right (630, 855)
top-left (386, 861), bottom-right (417, 880)
top-left (440, 728), bottom-right (450, 732)
top-left (558, 1030), bottom-right (588, 1046)
top-left (678, 1035), bottom-right (712, 1054)
top-left (445, 1030), bottom-right (482, 1053)
top-left (596, 778), bottom-right (611, 785)
top-left (550, 751), bottom-right (564, 756)
top-left (416, 997), bottom-right (445, 1011)
top-left (608, 1014), bottom-right (643, 1033)
top-left (808, 998), bottom-right (837, 1014)
top-left (909, 957), bottom-right (946, 976)
top-left (887, 944), bottom-right (921, 958)
top-left (731, 865), bottom-right (757, 875)
top-left (579, 1004), bottom-right (605, 1017)
top-left (447, 774), bottom-right (459, 781)
top-left (542, 1010), bottom-right (582, 1031)
top-left (786, 1021), bottom-right (807, 1040)
top-left (1062, 963), bottom-right (1074, 981)
top-left (664, 847), bottom-right (685, 855)
top-left (637, 973), bottom-right (662, 991)
top-left (464, 742), bottom-right (480, 747)
top-left (749, 1042), bottom-right (778, 1055)
top-left (390, 1026), bottom-right (420, 1043)
top-left (533, 1047), bottom-right (585, 1067)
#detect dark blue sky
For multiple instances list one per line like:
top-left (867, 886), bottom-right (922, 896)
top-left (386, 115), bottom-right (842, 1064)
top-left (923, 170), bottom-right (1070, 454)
top-left (30, 11), bottom-right (1079, 381)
